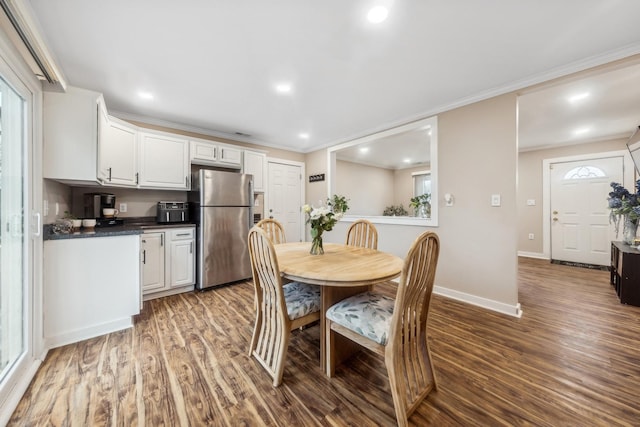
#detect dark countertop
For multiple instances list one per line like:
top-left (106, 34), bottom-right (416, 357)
top-left (43, 217), bottom-right (196, 241)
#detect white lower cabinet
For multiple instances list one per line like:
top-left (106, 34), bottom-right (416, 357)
top-left (43, 235), bottom-right (141, 349)
top-left (141, 227), bottom-right (195, 300)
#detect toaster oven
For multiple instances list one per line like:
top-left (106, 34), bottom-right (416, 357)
top-left (157, 201), bottom-right (189, 223)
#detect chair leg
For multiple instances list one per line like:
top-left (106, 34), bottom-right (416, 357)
top-left (249, 311), bottom-right (261, 356)
top-left (385, 358), bottom-right (409, 427)
top-left (272, 330), bottom-right (291, 387)
top-left (325, 319), bottom-right (336, 377)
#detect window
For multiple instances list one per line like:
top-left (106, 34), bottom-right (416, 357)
top-left (413, 171), bottom-right (431, 197)
top-left (563, 166), bottom-right (606, 180)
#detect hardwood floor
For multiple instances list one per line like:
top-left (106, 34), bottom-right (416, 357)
top-left (9, 258), bottom-right (640, 426)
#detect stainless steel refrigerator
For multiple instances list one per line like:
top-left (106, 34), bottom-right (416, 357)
top-left (189, 169), bottom-right (253, 290)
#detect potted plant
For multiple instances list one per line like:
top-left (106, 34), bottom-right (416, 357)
top-left (383, 204), bottom-right (408, 216)
top-left (63, 211), bottom-right (82, 230)
top-left (409, 194), bottom-right (431, 218)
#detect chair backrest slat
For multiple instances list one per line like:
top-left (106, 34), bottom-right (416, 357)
top-left (256, 218), bottom-right (287, 244)
top-left (345, 219), bottom-right (378, 250)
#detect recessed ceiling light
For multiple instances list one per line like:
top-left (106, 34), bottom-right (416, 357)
top-left (359, 147), bottom-right (369, 153)
top-left (299, 132), bottom-right (309, 139)
top-left (138, 91), bottom-right (154, 100)
top-left (573, 127), bottom-right (591, 136)
top-left (403, 158), bottom-right (411, 163)
top-left (367, 6), bottom-right (388, 23)
top-left (568, 92), bottom-right (590, 103)
top-left (275, 83), bottom-right (292, 94)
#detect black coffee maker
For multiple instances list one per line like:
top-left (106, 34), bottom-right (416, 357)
top-left (84, 192), bottom-right (123, 226)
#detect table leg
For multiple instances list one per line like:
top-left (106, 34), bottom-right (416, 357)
top-left (320, 285), bottom-right (370, 375)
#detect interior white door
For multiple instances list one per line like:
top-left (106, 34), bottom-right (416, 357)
top-left (268, 161), bottom-right (303, 242)
top-left (550, 156), bottom-right (624, 265)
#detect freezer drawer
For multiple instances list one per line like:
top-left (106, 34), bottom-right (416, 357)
top-left (197, 206), bottom-right (251, 289)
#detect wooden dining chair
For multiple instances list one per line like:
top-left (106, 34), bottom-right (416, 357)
top-left (345, 219), bottom-right (378, 249)
top-left (247, 226), bottom-right (321, 387)
top-left (256, 218), bottom-right (287, 244)
top-left (325, 230), bottom-right (440, 426)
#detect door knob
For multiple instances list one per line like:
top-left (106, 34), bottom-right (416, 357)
top-left (553, 210), bottom-right (558, 215)
top-left (553, 218), bottom-right (558, 221)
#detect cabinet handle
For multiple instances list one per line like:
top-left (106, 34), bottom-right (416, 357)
top-left (161, 234), bottom-right (164, 246)
top-left (176, 233), bottom-right (190, 236)
top-left (108, 167), bottom-right (112, 181)
top-left (185, 176), bottom-right (189, 187)
top-left (136, 172), bottom-right (139, 184)
top-left (142, 249), bottom-right (146, 264)
top-left (190, 242), bottom-right (193, 253)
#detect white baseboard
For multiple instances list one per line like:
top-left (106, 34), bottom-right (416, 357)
top-left (45, 317), bottom-right (134, 349)
top-left (433, 286), bottom-right (523, 318)
top-left (517, 251), bottom-right (549, 260)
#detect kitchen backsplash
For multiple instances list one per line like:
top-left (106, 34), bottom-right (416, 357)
top-left (43, 179), bottom-right (188, 223)
top-left (71, 186), bottom-right (188, 218)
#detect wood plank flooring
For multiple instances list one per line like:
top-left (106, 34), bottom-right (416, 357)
top-left (9, 258), bottom-right (640, 426)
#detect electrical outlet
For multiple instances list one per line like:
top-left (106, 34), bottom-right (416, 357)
top-left (491, 194), bottom-right (501, 207)
top-left (528, 233), bottom-right (534, 240)
top-left (44, 200), bottom-right (49, 217)
top-left (526, 199), bottom-right (536, 206)
top-left (119, 203), bottom-right (128, 213)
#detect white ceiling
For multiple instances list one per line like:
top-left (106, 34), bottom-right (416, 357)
top-left (27, 1), bottom-right (640, 154)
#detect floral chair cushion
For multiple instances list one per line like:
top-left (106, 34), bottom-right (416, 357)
top-left (283, 282), bottom-right (321, 320)
top-left (325, 291), bottom-right (395, 345)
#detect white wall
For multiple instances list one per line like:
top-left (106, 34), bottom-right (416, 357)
top-left (336, 160), bottom-right (394, 215)
top-left (309, 93), bottom-right (520, 316)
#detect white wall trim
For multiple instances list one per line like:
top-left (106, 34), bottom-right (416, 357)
top-left (44, 318), bottom-right (133, 350)
top-left (517, 251), bottom-right (549, 260)
top-left (434, 286), bottom-right (523, 318)
top-left (0, 359), bottom-right (41, 426)
top-left (542, 150), bottom-right (633, 260)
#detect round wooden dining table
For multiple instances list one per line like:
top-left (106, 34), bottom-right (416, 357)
top-left (274, 242), bottom-right (404, 374)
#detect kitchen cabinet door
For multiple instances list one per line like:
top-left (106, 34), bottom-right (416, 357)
top-left (141, 232), bottom-right (165, 293)
top-left (243, 150), bottom-right (266, 192)
top-left (190, 139), bottom-right (218, 164)
top-left (43, 86), bottom-right (104, 184)
top-left (138, 131), bottom-right (189, 189)
top-left (218, 146), bottom-right (242, 166)
top-left (169, 238), bottom-right (195, 288)
top-left (99, 114), bottom-right (138, 187)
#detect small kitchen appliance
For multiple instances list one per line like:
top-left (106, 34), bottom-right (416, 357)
top-left (157, 201), bottom-right (190, 223)
top-left (84, 192), bottom-right (123, 227)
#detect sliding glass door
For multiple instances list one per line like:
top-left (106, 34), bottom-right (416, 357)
top-left (0, 73), bottom-right (26, 385)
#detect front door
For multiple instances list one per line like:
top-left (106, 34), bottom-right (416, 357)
top-left (267, 161), bottom-right (303, 242)
top-left (550, 156), bottom-right (624, 265)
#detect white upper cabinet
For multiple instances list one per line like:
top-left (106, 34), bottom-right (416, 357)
top-left (243, 150), bottom-right (266, 192)
top-left (218, 146), bottom-right (242, 166)
top-left (43, 86), bottom-right (103, 185)
top-left (189, 138), bottom-right (242, 168)
top-left (99, 113), bottom-right (138, 187)
top-left (139, 131), bottom-right (190, 189)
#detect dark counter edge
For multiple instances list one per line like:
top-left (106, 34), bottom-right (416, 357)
top-left (43, 222), bottom-right (196, 241)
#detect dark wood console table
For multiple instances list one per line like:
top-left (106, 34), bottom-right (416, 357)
top-left (610, 242), bottom-right (640, 306)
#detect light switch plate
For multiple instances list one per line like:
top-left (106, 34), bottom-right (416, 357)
top-left (526, 199), bottom-right (536, 206)
top-left (491, 194), bottom-right (501, 207)
top-left (119, 203), bottom-right (127, 213)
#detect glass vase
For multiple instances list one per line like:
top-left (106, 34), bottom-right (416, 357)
top-left (622, 216), bottom-right (638, 245)
top-left (310, 228), bottom-right (324, 255)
